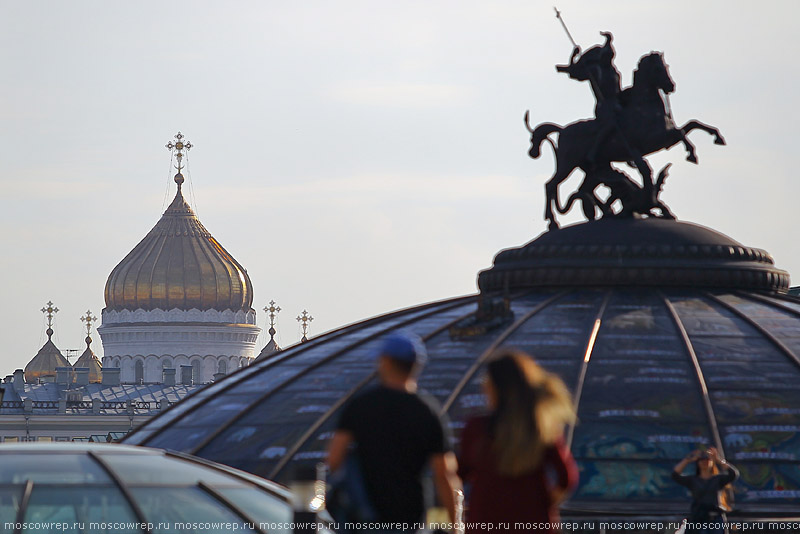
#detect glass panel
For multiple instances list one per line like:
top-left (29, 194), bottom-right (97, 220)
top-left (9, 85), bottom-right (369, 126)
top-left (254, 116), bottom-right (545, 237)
top-left (0, 454), bottom-right (111, 484)
top-left (23, 486), bottom-right (139, 533)
top-left (722, 424), bottom-right (800, 460)
top-left (668, 295), bottom-right (795, 390)
top-left (734, 462), bottom-right (800, 502)
top-left (712, 390), bottom-right (800, 424)
top-left (689, 336), bottom-right (787, 363)
top-left (573, 460), bottom-right (687, 501)
top-left (99, 454), bottom-right (246, 486)
top-left (0, 486), bottom-right (23, 524)
top-left (199, 423), bottom-right (309, 477)
top-left (668, 295), bottom-right (753, 337)
top-left (446, 291), bottom-right (605, 427)
top-left (145, 301), bottom-right (475, 452)
top-left (214, 488), bottom-right (291, 531)
top-left (716, 293), bottom-right (800, 361)
top-left (572, 421), bottom-right (712, 460)
top-left (579, 358), bottom-right (705, 422)
top-left (128, 487), bottom-right (256, 533)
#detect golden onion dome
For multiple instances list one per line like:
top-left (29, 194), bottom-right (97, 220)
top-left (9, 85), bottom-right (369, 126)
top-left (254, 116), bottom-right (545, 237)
top-left (73, 336), bottom-right (102, 383)
top-left (104, 177), bottom-right (254, 312)
top-left (25, 328), bottom-right (71, 383)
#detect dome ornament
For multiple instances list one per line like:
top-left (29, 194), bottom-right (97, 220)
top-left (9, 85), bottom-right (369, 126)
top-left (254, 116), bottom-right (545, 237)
top-left (264, 300), bottom-right (281, 340)
top-left (41, 300), bottom-right (59, 338)
top-left (80, 309), bottom-right (97, 346)
top-left (296, 310), bottom-right (313, 343)
top-left (165, 131), bottom-right (193, 190)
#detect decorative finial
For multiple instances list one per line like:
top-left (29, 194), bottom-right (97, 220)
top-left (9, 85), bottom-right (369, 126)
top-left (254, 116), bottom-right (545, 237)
top-left (165, 131), bottom-right (193, 189)
top-left (80, 310), bottom-right (97, 346)
top-left (41, 301), bottom-right (59, 339)
top-left (296, 310), bottom-right (314, 343)
top-left (264, 300), bottom-right (281, 339)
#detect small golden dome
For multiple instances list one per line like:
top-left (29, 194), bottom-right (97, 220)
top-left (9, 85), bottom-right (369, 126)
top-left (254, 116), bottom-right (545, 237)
top-left (25, 328), bottom-right (71, 383)
top-left (73, 336), bottom-right (102, 383)
top-left (104, 186), bottom-right (254, 312)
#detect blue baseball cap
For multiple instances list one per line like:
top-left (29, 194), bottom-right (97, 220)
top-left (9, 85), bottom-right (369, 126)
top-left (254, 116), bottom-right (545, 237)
top-left (376, 332), bottom-right (427, 366)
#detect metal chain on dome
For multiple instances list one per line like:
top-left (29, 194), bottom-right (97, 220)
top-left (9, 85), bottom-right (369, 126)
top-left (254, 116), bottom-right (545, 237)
top-left (162, 148), bottom-right (175, 212)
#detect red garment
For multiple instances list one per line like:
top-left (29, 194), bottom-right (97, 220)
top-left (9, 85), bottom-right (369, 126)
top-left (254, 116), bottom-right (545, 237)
top-left (458, 415), bottom-right (578, 534)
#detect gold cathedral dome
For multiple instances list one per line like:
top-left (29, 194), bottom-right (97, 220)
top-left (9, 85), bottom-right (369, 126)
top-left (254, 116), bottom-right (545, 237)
top-left (104, 134), bottom-right (254, 312)
top-left (25, 302), bottom-right (71, 383)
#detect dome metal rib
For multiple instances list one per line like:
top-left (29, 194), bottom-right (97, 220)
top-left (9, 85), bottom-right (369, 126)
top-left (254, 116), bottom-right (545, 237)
top-left (267, 300), bottom-right (484, 480)
top-left (661, 292), bottom-right (726, 457)
top-left (705, 293), bottom-right (800, 370)
top-left (124, 295), bottom-right (474, 449)
top-left (442, 291), bottom-right (567, 413)
top-left (566, 291), bottom-right (612, 449)
top-left (189, 297), bottom-right (477, 459)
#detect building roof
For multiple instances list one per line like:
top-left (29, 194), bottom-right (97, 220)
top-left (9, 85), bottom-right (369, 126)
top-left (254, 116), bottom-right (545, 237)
top-left (1, 381), bottom-right (203, 415)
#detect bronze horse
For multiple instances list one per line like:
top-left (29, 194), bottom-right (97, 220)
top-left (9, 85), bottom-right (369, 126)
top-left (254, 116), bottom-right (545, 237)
top-left (526, 52), bottom-right (725, 229)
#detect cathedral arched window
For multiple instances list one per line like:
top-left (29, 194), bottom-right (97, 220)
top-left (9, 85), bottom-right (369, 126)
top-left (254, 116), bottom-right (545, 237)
top-left (162, 359), bottom-right (172, 370)
top-left (218, 360), bottom-right (227, 375)
top-left (135, 360), bottom-right (144, 384)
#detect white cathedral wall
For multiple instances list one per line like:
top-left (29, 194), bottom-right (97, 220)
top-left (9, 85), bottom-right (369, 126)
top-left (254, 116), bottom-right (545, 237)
top-left (98, 318), bottom-right (260, 384)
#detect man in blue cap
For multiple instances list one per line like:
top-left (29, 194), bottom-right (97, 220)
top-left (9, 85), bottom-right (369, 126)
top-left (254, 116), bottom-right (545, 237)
top-left (328, 331), bottom-right (460, 532)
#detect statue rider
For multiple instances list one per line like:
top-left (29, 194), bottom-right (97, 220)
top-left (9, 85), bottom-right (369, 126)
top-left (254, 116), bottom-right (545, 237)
top-left (556, 32), bottom-right (621, 164)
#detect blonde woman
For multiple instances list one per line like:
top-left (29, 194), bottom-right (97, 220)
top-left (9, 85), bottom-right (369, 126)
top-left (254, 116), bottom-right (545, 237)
top-left (458, 349), bottom-right (577, 534)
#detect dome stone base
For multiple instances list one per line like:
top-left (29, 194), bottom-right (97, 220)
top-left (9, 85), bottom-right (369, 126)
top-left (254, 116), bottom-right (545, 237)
top-left (478, 218), bottom-right (790, 293)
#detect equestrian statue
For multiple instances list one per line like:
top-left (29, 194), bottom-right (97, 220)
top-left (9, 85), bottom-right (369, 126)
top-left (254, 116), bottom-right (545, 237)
top-left (526, 30), bottom-right (725, 230)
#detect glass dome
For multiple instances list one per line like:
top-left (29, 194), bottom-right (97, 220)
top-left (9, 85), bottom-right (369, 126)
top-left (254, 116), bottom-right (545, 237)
top-left (124, 219), bottom-right (800, 520)
top-left (0, 443), bottom-right (319, 533)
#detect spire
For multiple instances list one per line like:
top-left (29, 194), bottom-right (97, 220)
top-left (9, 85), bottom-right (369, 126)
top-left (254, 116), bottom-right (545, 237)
top-left (296, 310), bottom-right (314, 343)
top-left (165, 131), bottom-right (193, 193)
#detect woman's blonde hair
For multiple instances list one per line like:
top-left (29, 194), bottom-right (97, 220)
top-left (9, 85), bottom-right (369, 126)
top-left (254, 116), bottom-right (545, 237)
top-left (486, 348), bottom-right (575, 476)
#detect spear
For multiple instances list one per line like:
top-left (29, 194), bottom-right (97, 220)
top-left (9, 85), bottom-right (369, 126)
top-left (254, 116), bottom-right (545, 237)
top-left (554, 7), bottom-right (578, 50)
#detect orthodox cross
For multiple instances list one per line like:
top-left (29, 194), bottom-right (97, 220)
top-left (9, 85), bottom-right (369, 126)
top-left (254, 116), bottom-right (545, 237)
top-left (41, 301), bottom-right (59, 328)
top-left (165, 132), bottom-right (193, 185)
top-left (264, 300), bottom-right (281, 329)
top-left (264, 300), bottom-right (281, 341)
top-left (296, 310), bottom-right (314, 342)
top-left (80, 310), bottom-right (97, 337)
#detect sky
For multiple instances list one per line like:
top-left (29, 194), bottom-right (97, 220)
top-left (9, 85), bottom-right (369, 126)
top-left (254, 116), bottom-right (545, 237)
top-left (1, 1), bottom-right (798, 373)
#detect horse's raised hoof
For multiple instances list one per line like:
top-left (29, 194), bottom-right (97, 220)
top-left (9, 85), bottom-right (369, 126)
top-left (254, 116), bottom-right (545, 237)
top-left (686, 154), bottom-right (698, 164)
top-left (714, 136), bottom-right (726, 145)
